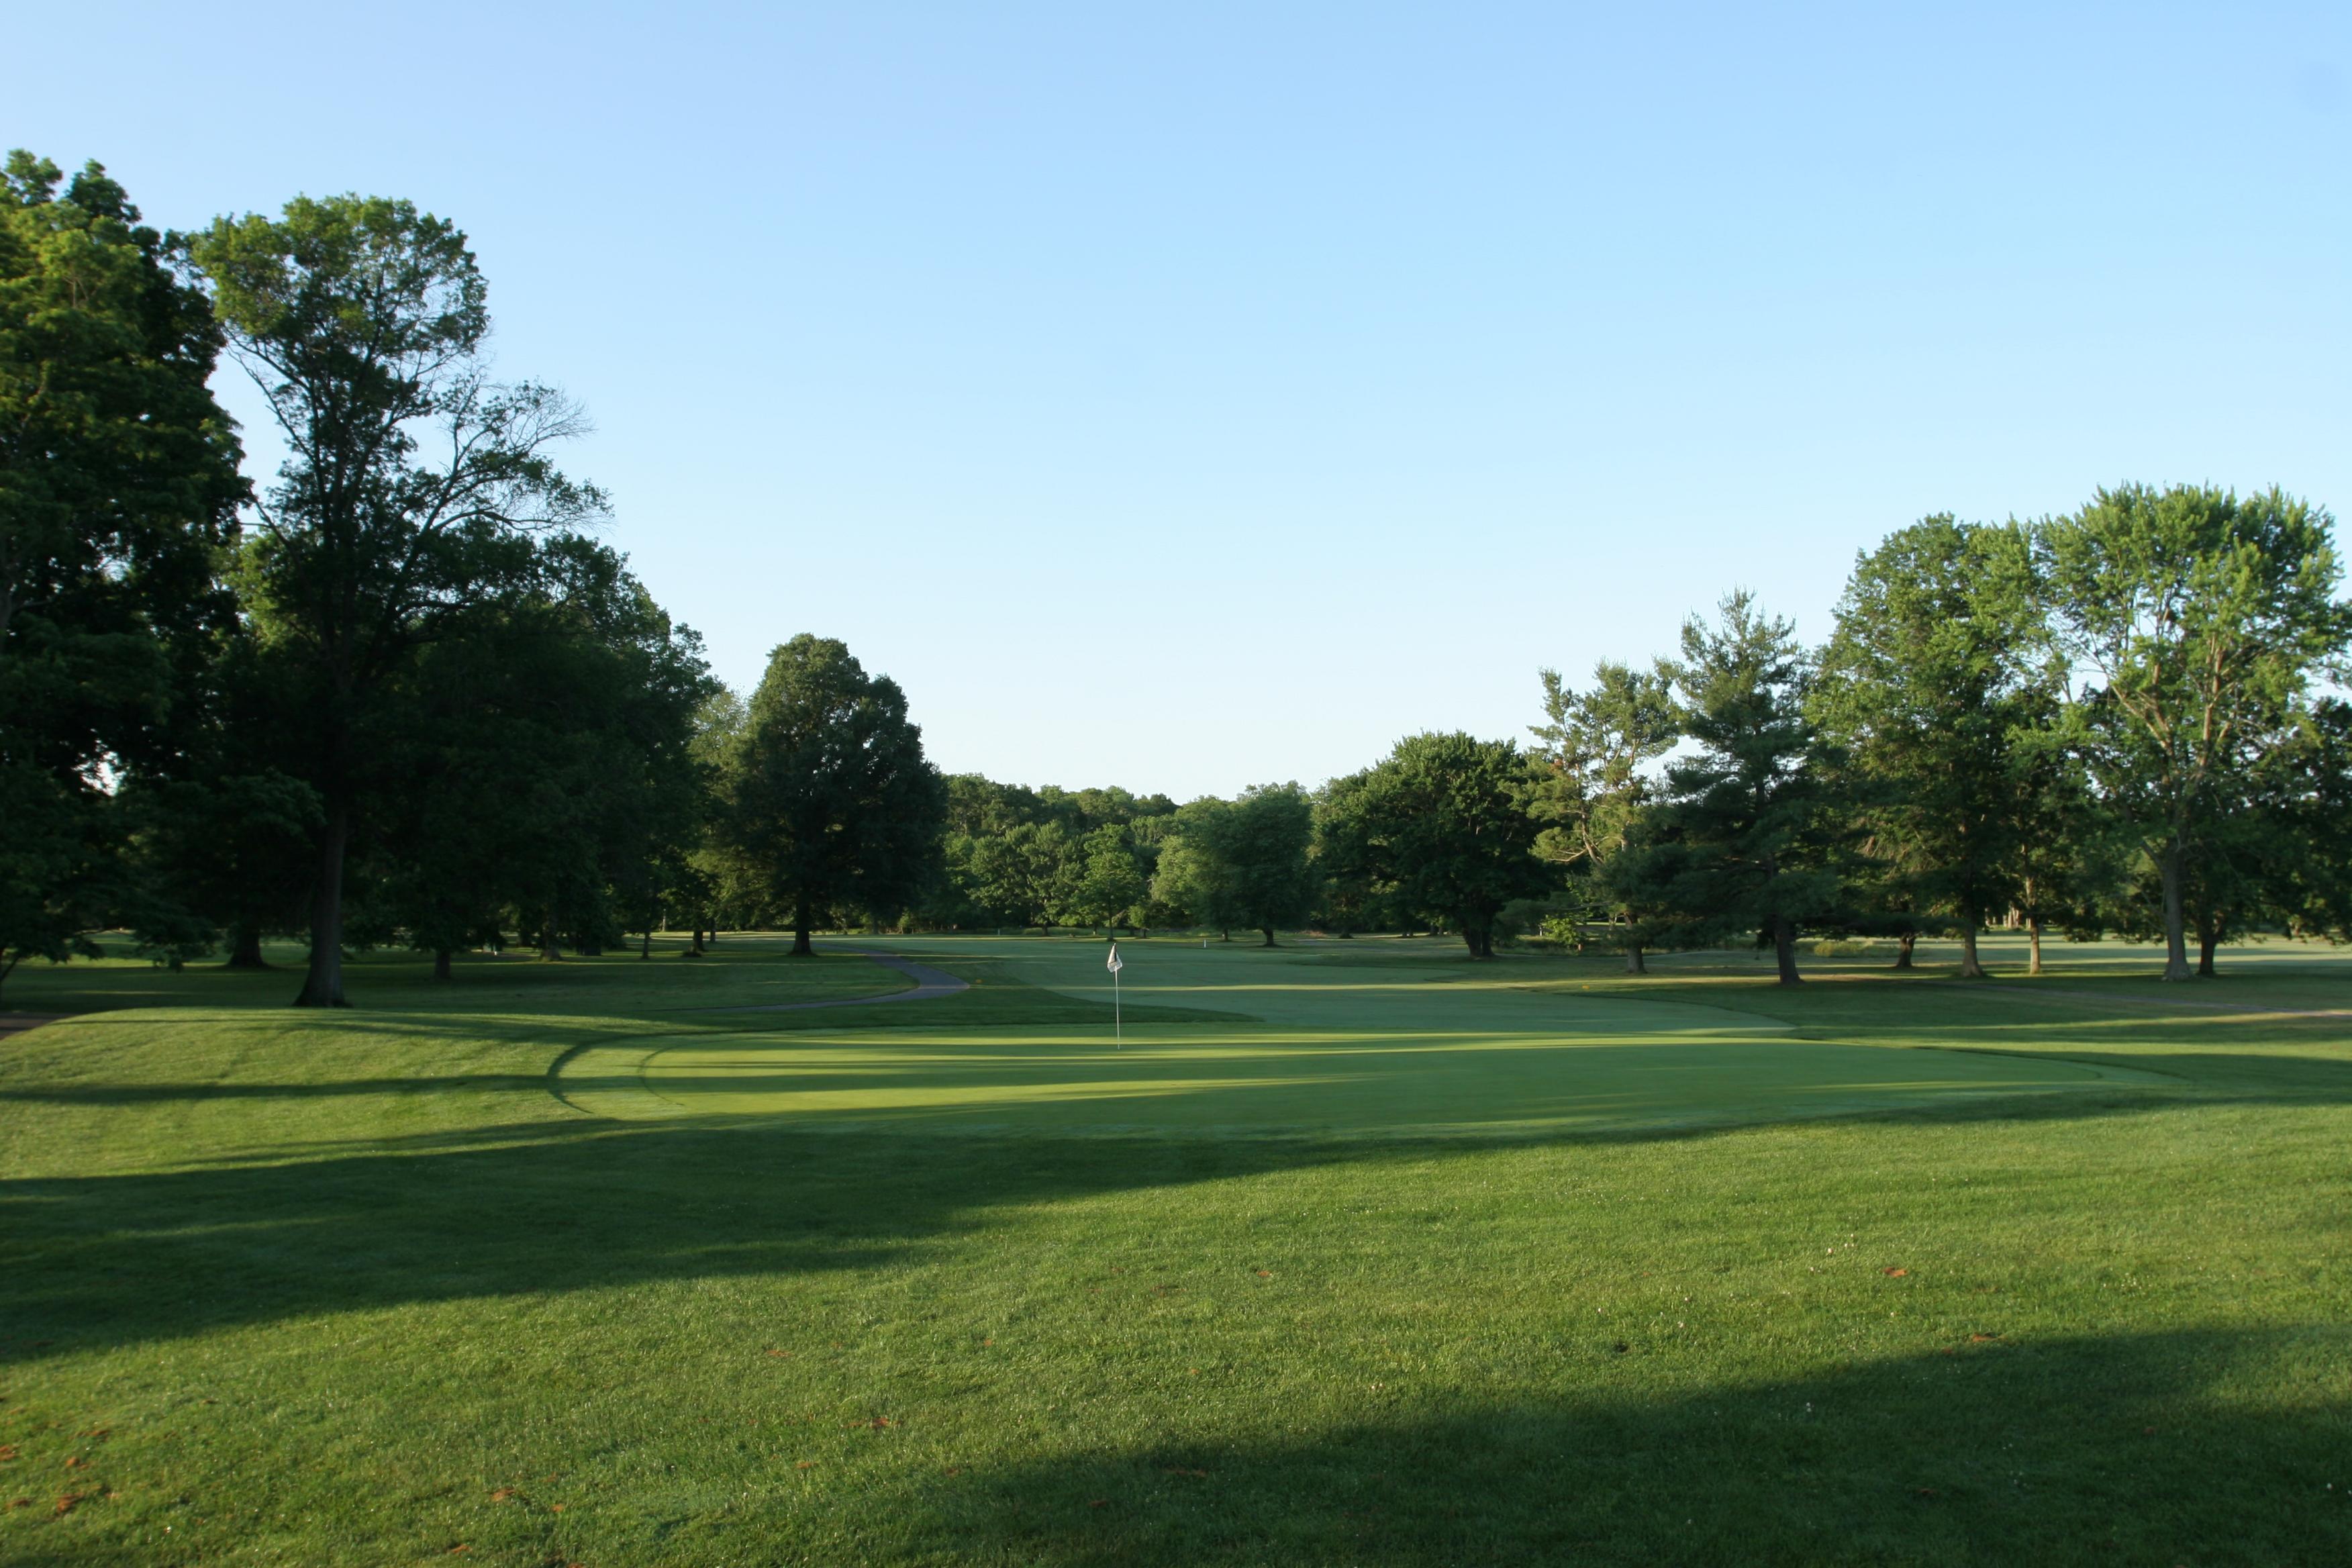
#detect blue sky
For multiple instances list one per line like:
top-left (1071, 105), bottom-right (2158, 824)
top-left (18, 2), bottom-right (2350, 797)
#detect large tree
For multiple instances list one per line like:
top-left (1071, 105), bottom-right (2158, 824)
top-left (1628, 591), bottom-right (1837, 985)
top-left (187, 194), bottom-right (603, 1005)
top-left (380, 538), bottom-right (712, 977)
top-left (1812, 517), bottom-right (2053, 979)
top-left (716, 636), bottom-right (944, 954)
top-left (2265, 697), bottom-right (2352, 948)
top-left (1346, 734), bottom-right (1549, 959)
top-left (1528, 659), bottom-right (1679, 971)
top-left (1308, 770), bottom-right (1397, 936)
top-left (1152, 786), bottom-right (1316, 946)
top-left (1063, 823), bottom-right (1147, 932)
top-left (0, 152), bottom-right (244, 995)
top-left (2035, 484), bottom-right (2351, 980)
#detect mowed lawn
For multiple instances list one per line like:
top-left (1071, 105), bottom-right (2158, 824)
top-left (2, 934), bottom-right (2349, 1565)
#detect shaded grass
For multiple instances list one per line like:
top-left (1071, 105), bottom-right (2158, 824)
top-left (1, 935), bottom-right (2349, 1563)
top-left (0, 931), bottom-right (901, 1018)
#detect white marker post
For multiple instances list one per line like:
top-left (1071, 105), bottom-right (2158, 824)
top-left (1106, 940), bottom-right (1124, 1048)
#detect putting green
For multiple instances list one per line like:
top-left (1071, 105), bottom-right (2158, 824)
top-left (553, 938), bottom-right (2161, 1134)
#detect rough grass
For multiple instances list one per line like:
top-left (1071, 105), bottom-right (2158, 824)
top-left (1, 932), bottom-right (2347, 1564)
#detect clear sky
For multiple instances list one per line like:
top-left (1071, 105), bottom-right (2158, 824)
top-left (17, 2), bottom-right (2350, 798)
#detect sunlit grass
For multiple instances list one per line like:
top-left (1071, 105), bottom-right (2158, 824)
top-left (1, 933), bottom-right (2348, 1563)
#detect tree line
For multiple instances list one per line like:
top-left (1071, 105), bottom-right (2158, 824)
top-left (650, 485), bottom-right (2352, 991)
top-left (1, 159), bottom-right (721, 1005)
top-left (7, 158), bottom-right (2349, 1002)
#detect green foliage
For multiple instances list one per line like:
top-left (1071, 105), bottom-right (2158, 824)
top-left (1528, 660), bottom-right (1679, 968)
top-left (714, 636), bottom-right (946, 951)
top-left (1812, 517), bottom-right (2057, 976)
top-left (2036, 483), bottom-right (2351, 979)
top-left (378, 538), bottom-right (714, 967)
top-left (923, 777), bottom-right (1177, 930)
top-left (1344, 734), bottom-right (1549, 957)
top-left (0, 151), bottom-right (244, 991)
top-left (1616, 591), bottom-right (1838, 983)
top-left (1150, 786), bottom-right (1316, 944)
top-left (187, 191), bottom-right (604, 1004)
top-left (2267, 699), bottom-right (2352, 945)
top-left (1064, 823), bottom-right (1147, 930)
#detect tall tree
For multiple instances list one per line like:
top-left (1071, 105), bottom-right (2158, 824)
top-left (1153, 786), bottom-right (1316, 946)
top-left (2035, 483), bottom-right (2351, 980)
top-left (1528, 660), bottom-right (1678, 971)
top-left (2266, 697), bottom-right (2352, 947)
top-left (1812, 518), bottom-right (2053, 978)
top-left (2000, 716), bottom-right (2102, 976)
top-left (716, 636), bottom-right (944, 954)
top-left (1064, 823), bottom-right (1146, 932)
top-left (380, 538), bottom-right (712, 977)
top-left (964, 820), bottom-right (1080, 930)
top-left (1347, 734), bottom-right (1549, 959)
top-left (0, 152), bottom-right (244, 995)
top-left (1629, 591), bottom-right (1836, 985)
top-left (1308, 770), bottom-right (1394, 936)
top-left (187, 194), bottom-right (602, 1006)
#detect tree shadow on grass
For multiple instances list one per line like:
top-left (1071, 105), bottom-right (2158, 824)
top-left (7, 1052), bottom-right (2352, 1371)
top-left (873, 1326), bottom-right (2351, 1566)
top-left (0, 1122), bottom-right (1342, 1365)
top-left (0, 1074), bottom-right (548, 1106)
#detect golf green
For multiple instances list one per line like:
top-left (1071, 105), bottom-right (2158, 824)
top-left (561, 938), bottom-right (2159, 1132)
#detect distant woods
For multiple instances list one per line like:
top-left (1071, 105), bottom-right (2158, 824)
top-left (7, 154), bottom-right (2352, 998)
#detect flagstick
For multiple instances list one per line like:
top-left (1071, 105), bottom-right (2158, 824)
top-left (1106, 940), bottom-right (1125, 1048)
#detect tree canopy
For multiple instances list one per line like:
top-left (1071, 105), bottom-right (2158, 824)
top-left (1152, 786), bottom-right (1316, 945)
top-left (1812, 518), bottom-right (2052, 978)
top-left (1, 153), bottom-right (242, 991)
top-left (1342, 734), bottom-right (1549, 959)
top-left (10, 150), bottom-right (2352, 993)
top-left (2036, 484), bottom-right (2349, 981)
top-left (1620, 592), bottom-right (1836, 985)
top-left (713, 635), bottom-right (944, 954)
top-left (187, 191), bottom-right (604, 1005)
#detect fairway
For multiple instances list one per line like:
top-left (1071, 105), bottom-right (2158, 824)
top-left (577, 939), bottom-right (2154, 1133)
top-left (5, 934), bottom-right (2350, 1566)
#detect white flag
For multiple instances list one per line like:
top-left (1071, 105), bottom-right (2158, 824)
top-left (1106, 942), bottom-right (1123, 973)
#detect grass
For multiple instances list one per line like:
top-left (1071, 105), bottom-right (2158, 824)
top-left (1, 931), bottom-right (2349, 1564)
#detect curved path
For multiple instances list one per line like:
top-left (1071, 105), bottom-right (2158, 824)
top-left (550, 945), bottom-right (967, 1117)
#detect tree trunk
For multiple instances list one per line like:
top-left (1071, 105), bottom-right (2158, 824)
top-left (1624, 943), bottom-right (1647, 975)
top-left (1893, 932), bottom-right (1914, 971)
top-left (2028, 916), bottom-right (2043, 977)
top-left (641, 928), bottom-right (652, 960)
top-left (2157, 840), bottom-right (2192, 979)
top-left (1259, 926), bottom-right (1276, 947)
top-left (432, 947), bottom-right (452, 981)
top-left (792, 891), bottom-right (814, 957)
top-left (540, 912), bottom-right (562, 963)
top-left (1461, 916), bottom-right (1498, 959)
top-left (1771, 915), bottom-right (1802, 985)
top-left (293, 805), bottom-right (352, 1007)
top-left (2196, 911), bottom-right (2218, 977)
top-left (689, 924), bottom-right (706, 957)
top-left (1957, 922), bottom-right (1987, 980)
top-left (226, 920), bottom-right (268, 969)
